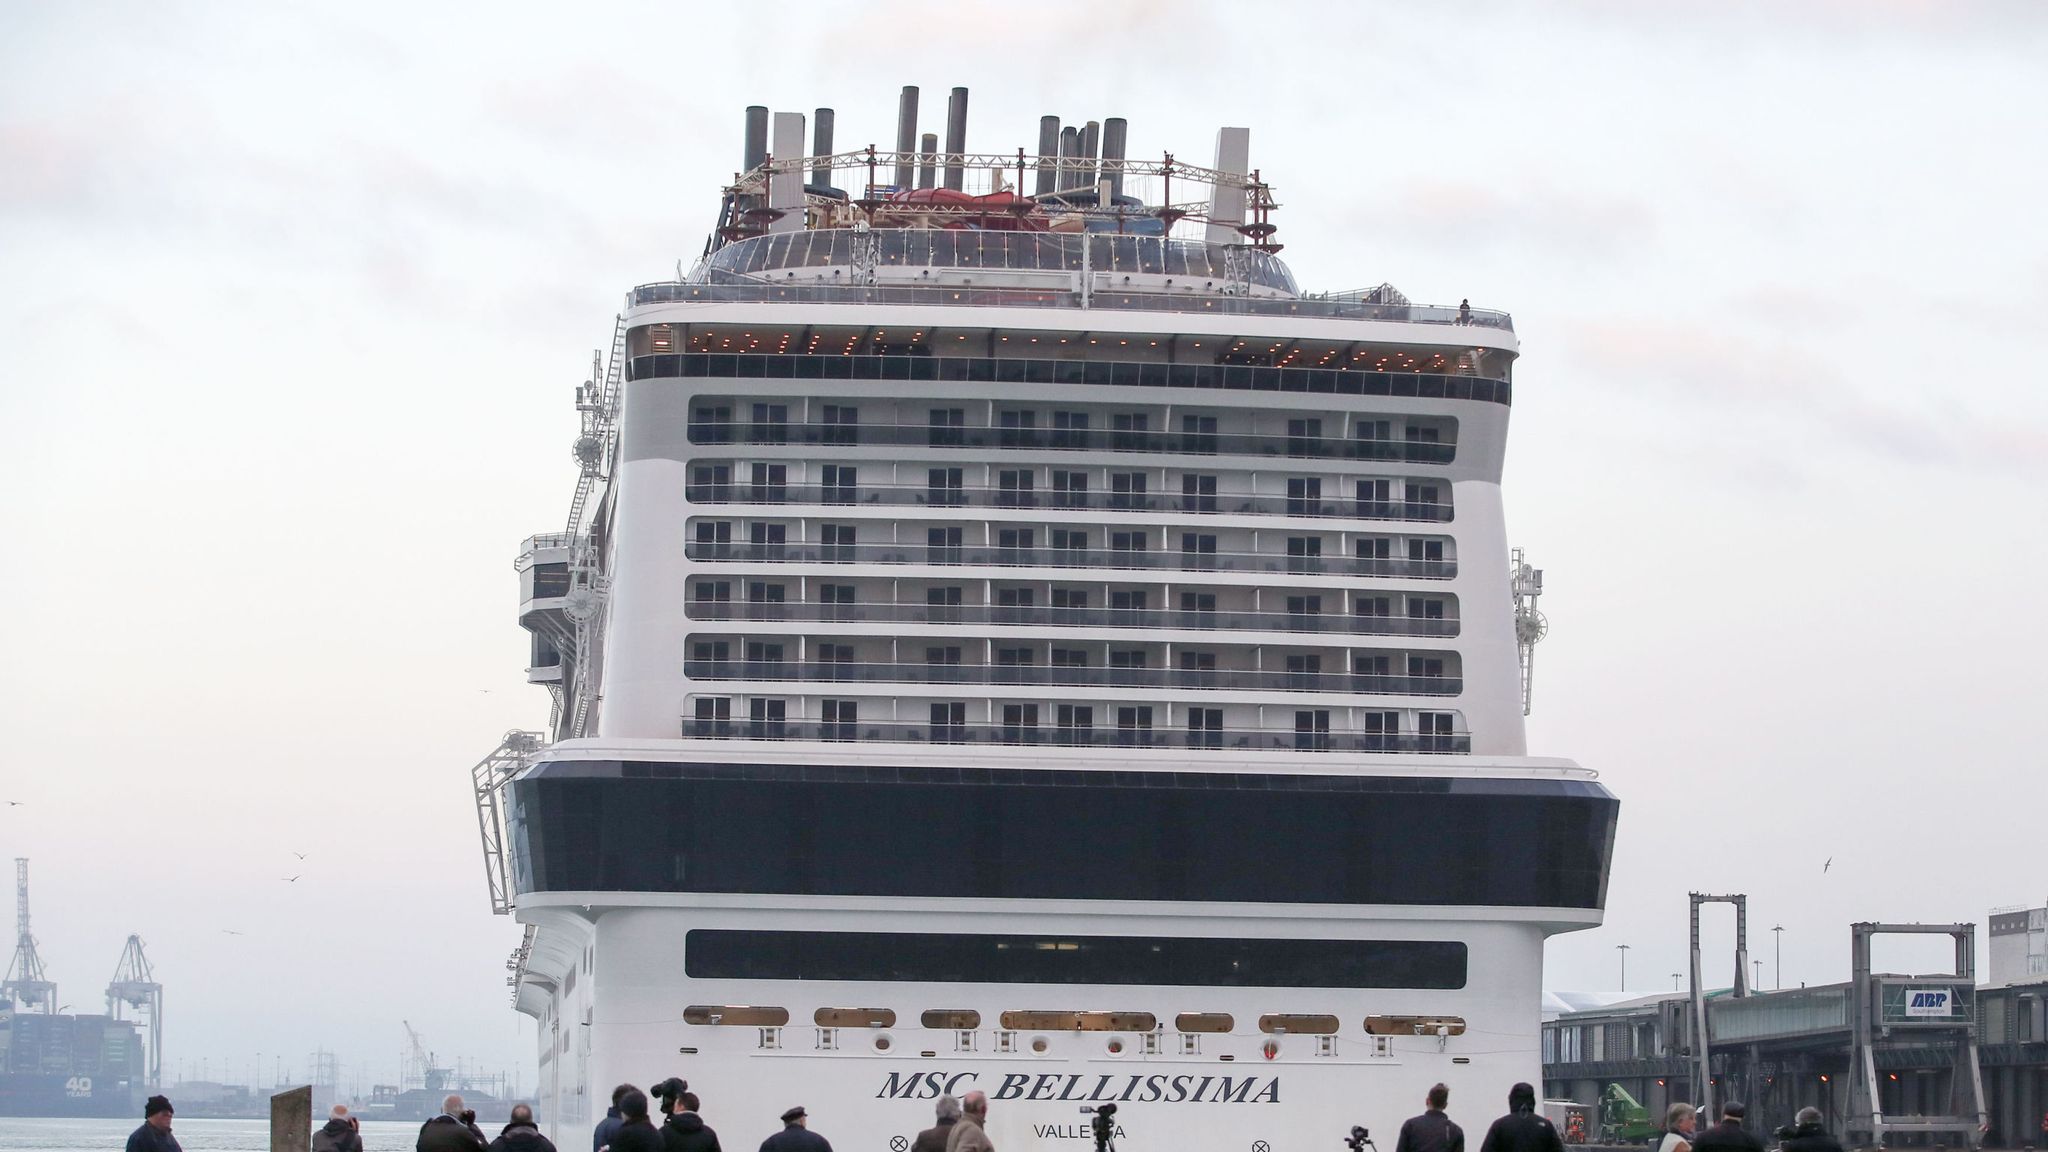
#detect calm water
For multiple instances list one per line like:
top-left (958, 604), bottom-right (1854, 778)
top-left (0, 1118), bottom-right (432, 1152)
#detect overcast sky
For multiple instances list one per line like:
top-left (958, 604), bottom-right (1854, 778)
top-left (3, 0), bottom-right (2045, 1094)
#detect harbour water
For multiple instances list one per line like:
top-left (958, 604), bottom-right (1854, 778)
top-left (0, 1118), bottom-right (431, 1152)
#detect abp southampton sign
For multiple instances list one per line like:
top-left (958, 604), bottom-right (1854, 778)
top-left (1905, 989), bottom-right (1952, 1017)
top-left (1880, 985), bottom-right (1965, 1022)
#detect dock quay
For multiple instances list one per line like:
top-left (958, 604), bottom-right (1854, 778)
top-left (1542, 900), bottom-right (2048, 1149)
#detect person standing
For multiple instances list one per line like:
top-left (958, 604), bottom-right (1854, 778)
top-left (759, 1106), bottom-right (833, 1152)
top-left (609, 1090), bottom-right (668, 1152)
top-left (945, 1092), bottom-right (994, 1152)
top-left (127, 1095), bottom-right (183, 1152)
top-left (596, 1085), bottom-right (639, 1152)
top-left (1476, 1083), bottom-right (1563, 1152)
top-left (493, 1105), bottom-right (562, 1152)
top-left (1688, 1102), bottom-right (1764, 1152)
top-left (912, 1095), bottom-right (962, 1152)
top-left (1773, 1108), bottom-right (1841, 1152)
top-left (1657, 1103), bottom-right (1698, 1152)
top-left (663, 1090), bottom-right (723, 1152)
top-left (419, 1095), bottom-right (489, 1152)
top-left (316, 1105), bottom-right (365, 1152)
top-left (1396, 1084), bottom-right (1465, 1152)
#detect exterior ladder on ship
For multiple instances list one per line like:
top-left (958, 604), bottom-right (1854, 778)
top-left (563, 314), bottom-right (625, 740)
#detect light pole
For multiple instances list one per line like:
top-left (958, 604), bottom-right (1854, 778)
top-left (1753, 959), bottom-right (1763, 990)
top-left (1617, 943), bottom-right (1630, 990)
top-left (1773, 925), bottom-right (1784, 990)
top-left (1672, 972), bottom-right (1683, 992)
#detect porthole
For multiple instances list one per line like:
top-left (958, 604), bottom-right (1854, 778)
top-left (874, 1033), bottom-right (893, 1052)
top-left (1031, 1035), bottom-right (1050, 1054)
top-left (1106, 1037), bottom-right (1126, 1056)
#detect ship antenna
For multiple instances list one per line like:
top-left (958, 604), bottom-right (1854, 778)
top-left (1511, 547), bottom-right (1547, 715)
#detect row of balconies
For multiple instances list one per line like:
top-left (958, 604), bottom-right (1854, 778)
top-left (684, 538), bottom-right (1456, 578)
top-left (683, 597), bottom-right (1458, 639)
top-left (684, 478), bottom-right (1450, 522)
top-left (681, 697), bottom-right (1468, 753)
top-left (685, 659), bottom-right (1463, 696)
top-left (683, 401), bottom-right (1456, 464)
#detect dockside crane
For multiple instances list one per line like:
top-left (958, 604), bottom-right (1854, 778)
top-left (107, 934), bottom-right (164, 1089)
top-left (2, 858), bottom-right (57, 1014)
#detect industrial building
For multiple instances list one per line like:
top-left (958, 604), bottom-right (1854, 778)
top-left (1542, 900), bottom-right (2048, 1149)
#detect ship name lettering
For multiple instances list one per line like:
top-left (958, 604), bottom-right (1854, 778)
top-left (887, 1071), bottom-right (1277, 1105)
top-left (876, 1072), bottom-right (979, 1100)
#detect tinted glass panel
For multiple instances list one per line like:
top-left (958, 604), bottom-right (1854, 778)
top-left (685, 929), bottom-right (1467, 989)
top-left (509, 763), bottom-right (1613, 908)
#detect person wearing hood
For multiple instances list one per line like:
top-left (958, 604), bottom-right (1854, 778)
top-left (127, 1095), bottom-right (183, 1152)
top-left (315, 1105), bottom-right (365, 1152)
top-left (492, 1104), bottom-right (561, 1152)
top-left (1775, 1109), bottom-right (1842, 1152)
top-left (1477, 1084), bottom-right (1563, 1152)
top-left (662, 1090), bottom-right (722, 1152)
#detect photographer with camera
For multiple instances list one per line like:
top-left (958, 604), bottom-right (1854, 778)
top-left (418, 1095), bottom-right (489, 1152)
top-left (1395, 1084), bottom-right (1465, 1152)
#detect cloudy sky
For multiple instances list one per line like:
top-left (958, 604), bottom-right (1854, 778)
top-left (3, 0), bottom-right (2045, 1093)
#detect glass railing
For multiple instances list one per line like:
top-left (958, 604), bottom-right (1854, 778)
top-left (677, 717), bottom-right (1472, 754)
top-left (687, 420), bottom-right (1456, 464)
top-left (684, 484), bottom-right (1453, 523)
top-left (683, 601), bottom-right (1459, 638)
top-left (630, 278), bottom-right (1513, 332)
top-left (632, 352), bottom-right (1511, 406)
top-left (683, 541), bottom-right (1457, 580)
top-left (683, 659), bottom-right (1462, 696)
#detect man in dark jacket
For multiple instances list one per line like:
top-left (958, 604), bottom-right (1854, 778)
top-left (127, 1095), bottom-right (183, 1152)
top-left (595, 1085), bottom-right (638, 1152)
top-left (315, 1105), bottom-right (365, 1152)
top-left (759, 1106), bottom-right (833, 1152)
top-left (1689, 1102), bottom-right (1765, 1152)
top-left (418, 1094), bottom-right (490, 1152)
top-left (911, 1095), bottom-right (962, 1152)
top-left (1397, 1084), bottom-right (1465, 1152)
top-left (609, 1090), bottom-right (668, 1152)
top-left (1477, 1083), bottom-right (1562, 1152)
top-left (492, 1104), bottom-right (561, 1152)
top-left (663, 1090), bottom-right (723, 1152)
top-left (1776, 1108), bottom-right (1843, 1152)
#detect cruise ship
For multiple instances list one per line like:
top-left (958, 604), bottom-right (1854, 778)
top-left (471, 87), bottom-right (1618, 1152)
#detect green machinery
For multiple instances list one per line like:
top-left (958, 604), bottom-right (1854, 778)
top-left (1600, 1084), bottom-right (1659, 1144)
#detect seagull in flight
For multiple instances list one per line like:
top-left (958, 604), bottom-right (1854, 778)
top-left (3, 800), bottom-right (22, 807)
top-left (222, 929), bottom-right (245, 936)
top-left (282, 875), bottom-right (301, 883)
top-left (292, 852), bottom-right (307, 860)
top-left (1823, 857), bottom-right (1832, 872)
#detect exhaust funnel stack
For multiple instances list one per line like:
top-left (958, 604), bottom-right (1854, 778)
top-left (1035, 116), bottom-right (1060, 196)
top-left (742, 105), bottom-right (769, 172)
top-left (894, 86), bottom-right (919, 189)
top-left (943, 86), bottom-right (969, 191)
top-left (811, 108), bottom-right (835, 187)
top-left (1101, 117), bottom-right (1128, 201)
top-left (1079, 121), bottom-right (1100, 190)
top-left (918, 133), bottom-right (938, 189)
top-left (1058, 126), bottom-right (1080, 190)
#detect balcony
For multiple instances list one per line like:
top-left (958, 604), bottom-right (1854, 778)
top-left (682, 659), bottom-right (1461, 697)
top-left (683, 541), bottom-right (1457, 580)
top-left (686, 420), bottom-right (1456, 464)
top-left (684, 483), bottom-right (1453, 522)
top-left (630, 352), bottom-right (1512, 408)
top-left (677, 716), bottom-right (1472, 754)
top-left (684, 600), bottom-right (1460, 639)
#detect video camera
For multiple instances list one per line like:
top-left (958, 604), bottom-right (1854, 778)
top-left (1345, 1126), bottom-right (1378, 1152)
top-left (1080, 1103), bottom-right (1118, 1152)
